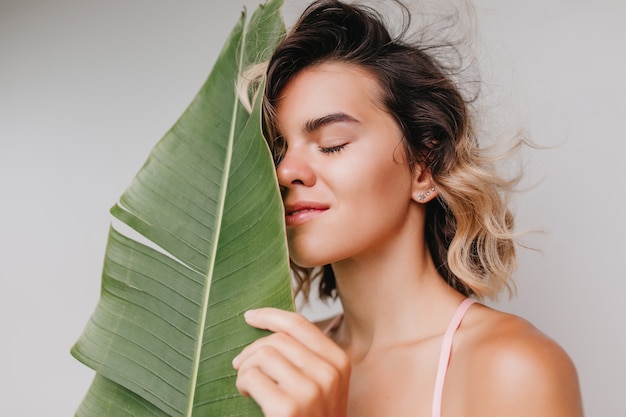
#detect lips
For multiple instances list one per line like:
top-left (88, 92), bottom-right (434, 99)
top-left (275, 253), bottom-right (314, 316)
top-left (284, 201), bottom-right (329, 226)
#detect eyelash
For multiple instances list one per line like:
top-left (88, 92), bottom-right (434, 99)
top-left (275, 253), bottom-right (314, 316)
top-left (319, 144), bottom-right (347, 154)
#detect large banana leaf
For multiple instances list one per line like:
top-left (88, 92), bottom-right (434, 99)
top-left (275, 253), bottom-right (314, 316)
top-left (71, 1), bottom-right (292, 415)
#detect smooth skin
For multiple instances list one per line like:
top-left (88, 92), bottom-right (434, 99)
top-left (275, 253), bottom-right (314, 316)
top-left (233, 62), bottom-right (584, 417)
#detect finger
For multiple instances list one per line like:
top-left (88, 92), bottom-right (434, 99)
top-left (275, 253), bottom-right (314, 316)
top-left (234, 335), bottom-right (345, 395)
top-left (233, 331), bottom-right (318, 368)
top-left (233, 324), bottom-right (348, 382)
top-left (235, 365), bottom-right (300, 416)
top-left (237, 343), bottom-right (307, 389)
top-left (243, 308), bottom-right (344, 364)
top-left (236, 349), bottom-right (325, 416)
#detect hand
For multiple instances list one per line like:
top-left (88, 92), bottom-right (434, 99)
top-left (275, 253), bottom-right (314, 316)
top-left (232, 308), bottom-right (350, 417)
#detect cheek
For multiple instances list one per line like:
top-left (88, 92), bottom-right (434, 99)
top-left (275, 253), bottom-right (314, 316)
top-left (353, 156), bottom-right (413, 207)
top-left (338, 157), bottom-right (414, 236)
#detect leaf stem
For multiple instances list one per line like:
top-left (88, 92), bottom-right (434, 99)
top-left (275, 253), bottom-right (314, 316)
top-left (185, 10), bottom-right (249, 417)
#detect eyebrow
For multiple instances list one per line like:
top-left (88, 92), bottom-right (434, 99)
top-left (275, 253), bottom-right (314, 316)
top-left (303, 112), bottom-right (360, 133)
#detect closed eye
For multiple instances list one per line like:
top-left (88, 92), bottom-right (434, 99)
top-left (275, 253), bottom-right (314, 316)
top-left (319, 144), bottom-right (347, 154)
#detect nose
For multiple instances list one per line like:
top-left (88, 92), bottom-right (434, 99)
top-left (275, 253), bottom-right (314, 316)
top-left (276, 146), bottom-right (316, 190)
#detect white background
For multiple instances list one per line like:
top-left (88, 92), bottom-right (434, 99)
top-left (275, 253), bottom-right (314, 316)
top-left (1, 0), bottom-right (624, 416)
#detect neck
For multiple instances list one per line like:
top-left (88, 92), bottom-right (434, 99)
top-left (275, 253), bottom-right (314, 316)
top-left (329, 226), bottom-right (465, 357)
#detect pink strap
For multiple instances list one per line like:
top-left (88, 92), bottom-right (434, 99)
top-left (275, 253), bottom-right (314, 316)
top-left (431, 298), bottom-right (475, 417)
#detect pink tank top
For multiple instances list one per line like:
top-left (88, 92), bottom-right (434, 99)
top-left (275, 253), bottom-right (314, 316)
top-left (323, 298), bottom-right (475, 417)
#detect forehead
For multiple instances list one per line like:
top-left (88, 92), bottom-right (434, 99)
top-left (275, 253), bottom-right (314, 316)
top-left (275, 62), bottom-right (385, 132)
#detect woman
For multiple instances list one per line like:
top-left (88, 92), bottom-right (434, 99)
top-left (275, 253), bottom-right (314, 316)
top-left (232, 1), bottom-right (584, 416)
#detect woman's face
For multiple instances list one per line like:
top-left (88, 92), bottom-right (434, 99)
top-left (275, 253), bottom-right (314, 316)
top-left (275, 62), bottom-right (419, 268)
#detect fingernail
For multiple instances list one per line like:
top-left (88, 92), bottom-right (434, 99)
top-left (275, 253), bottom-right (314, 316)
top-left (232, 354), bottom-right (240, 368)
top-left (244, 309), bottom-right (257, 319)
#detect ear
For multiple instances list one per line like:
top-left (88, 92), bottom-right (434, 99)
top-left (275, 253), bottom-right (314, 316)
top-left (411, 167), bottom-right (438, 204)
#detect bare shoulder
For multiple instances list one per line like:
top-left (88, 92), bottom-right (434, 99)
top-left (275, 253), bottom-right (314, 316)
top-left (457, 303), bottom-right (584, 417)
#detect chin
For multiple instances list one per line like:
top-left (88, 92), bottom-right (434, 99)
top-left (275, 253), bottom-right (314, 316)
top-left (287, 237), bottom-right (331, 268)
top-left (289, 249), bottom-right (337, 269)
top-left (289, 255), bottom-right (322, 269)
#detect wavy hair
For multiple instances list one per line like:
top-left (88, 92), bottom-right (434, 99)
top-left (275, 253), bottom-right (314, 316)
top-left (260, 0), bottom-right (521, 301)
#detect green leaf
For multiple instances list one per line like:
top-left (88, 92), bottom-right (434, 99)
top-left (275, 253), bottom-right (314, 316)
top-left (71, 1), bottom-right (291, 415)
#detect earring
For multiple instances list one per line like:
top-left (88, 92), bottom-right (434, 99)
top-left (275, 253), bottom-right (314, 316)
top-left (417, 184), bottom-right (436, 203)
